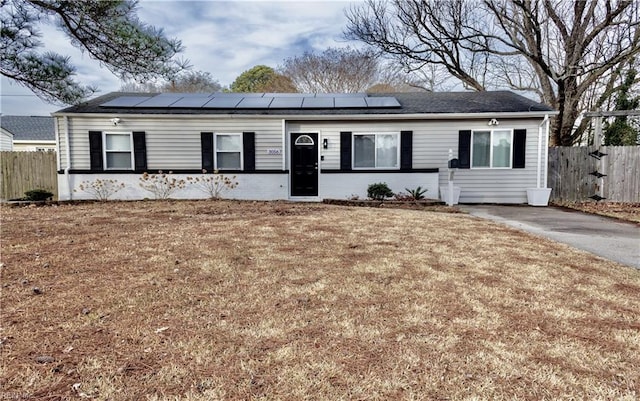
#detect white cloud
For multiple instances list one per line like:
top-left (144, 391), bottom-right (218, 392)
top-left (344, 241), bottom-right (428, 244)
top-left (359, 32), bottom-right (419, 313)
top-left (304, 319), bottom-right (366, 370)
top-left (1, 0), bottom-right (358, 115)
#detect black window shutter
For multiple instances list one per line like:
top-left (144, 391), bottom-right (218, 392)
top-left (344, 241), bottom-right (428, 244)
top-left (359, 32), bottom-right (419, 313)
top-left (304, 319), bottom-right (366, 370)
top-left (512, 129), bottom-right (527, 168)
top-left (340, 131), bottom-right (352, 170)
top-left (88, 131), bottom-right (103, 171)
top-left (201, 132), bottom-right (214, 171)
top-left (458, 130), bottom-right (472, 169)
top-left (400, 130), bottom-right (413, 170)
top-left (243, 132), bottom-right (256, 171)
top-left (132, 131), bottom-right (147, 171)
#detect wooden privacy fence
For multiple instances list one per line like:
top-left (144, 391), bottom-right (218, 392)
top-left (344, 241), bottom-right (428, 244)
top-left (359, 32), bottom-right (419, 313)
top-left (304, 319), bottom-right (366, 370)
top-left (0, 151), bottom-right (58, 200)
top-left (548, 146), bottom-right (639, 202)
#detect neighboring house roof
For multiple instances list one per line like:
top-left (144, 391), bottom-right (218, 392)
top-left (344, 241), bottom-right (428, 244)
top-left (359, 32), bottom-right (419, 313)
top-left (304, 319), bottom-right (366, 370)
top-left (55, 91), bottom-right (555, 116)
top-left (0, 116), bottom-right (55, 141)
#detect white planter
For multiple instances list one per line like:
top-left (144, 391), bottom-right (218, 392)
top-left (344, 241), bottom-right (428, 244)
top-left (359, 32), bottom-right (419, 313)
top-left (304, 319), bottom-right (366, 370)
top-left (439, 186), bottom-right (461, 205)
top-left (526, 188), bottom-right (552, 206)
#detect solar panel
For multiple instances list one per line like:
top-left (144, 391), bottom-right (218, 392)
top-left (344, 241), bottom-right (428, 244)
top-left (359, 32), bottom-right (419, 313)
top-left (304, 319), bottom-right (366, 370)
top-left (210, 92), bottom-right (239, 96)
top-left (203, 97), bottom-right (243, 108)
top-left (213, 92), bottom-right (264, 98)
top-left (99, 93), bottom-right (401, 110)
top-left (154, 92), bottom-right (212, 98)
top-left (264, 93), bottom-right (312, 98)
top-left (269, 97), bottom-right (304, 108)
top-left (136, 95), bottom-right (183, 107)
top-left (301, 97), bottom-right (334, 108)
top-left (316, 93), bottom-right (365, 97)
top-left (365, 97), bottom-right (401, 108)
top-left (100, 96), bottom-right (153, 107)
top-left (170, 96), bottom-right (212, 108)
top-left (335, 97), bottom-right (368, 108)
top-left (236, 97), bottom-right (274, 108)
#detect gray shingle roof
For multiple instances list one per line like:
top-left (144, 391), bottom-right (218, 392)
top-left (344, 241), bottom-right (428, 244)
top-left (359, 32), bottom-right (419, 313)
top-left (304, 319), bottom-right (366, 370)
top-left (55, 91), bottom-right (554, 115)
top-left (58, 91), bottom-right (553, 116)
top-left (0, 116), bottom-right (55, 141)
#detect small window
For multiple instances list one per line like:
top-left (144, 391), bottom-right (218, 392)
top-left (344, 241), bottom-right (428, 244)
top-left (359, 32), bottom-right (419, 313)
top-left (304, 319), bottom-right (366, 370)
top-left (353, 133), bottom-right (399, 169)
top-left (472, 129), bottom-right (513, 168)
top-left (104, 132), bottom-right (133, 169)
top-left (215, 133), bottom-right (242, 170)
top-left (295, 135), bottom-right (314, 145)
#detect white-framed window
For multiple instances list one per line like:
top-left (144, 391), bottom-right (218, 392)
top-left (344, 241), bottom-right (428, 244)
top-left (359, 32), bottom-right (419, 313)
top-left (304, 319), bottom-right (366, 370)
top-left (353, 133), bottom-right (399, 169)
top-left (104, 132), bottom-right (133, 169)
top-left (215, 133), bottom-right (243, 170)
top-left (472, 129), bottom-right (513, 168)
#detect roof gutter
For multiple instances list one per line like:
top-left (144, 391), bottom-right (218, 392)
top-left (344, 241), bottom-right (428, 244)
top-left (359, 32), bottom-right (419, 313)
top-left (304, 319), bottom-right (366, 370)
top-left (51, 110), bottom-right (559, 120)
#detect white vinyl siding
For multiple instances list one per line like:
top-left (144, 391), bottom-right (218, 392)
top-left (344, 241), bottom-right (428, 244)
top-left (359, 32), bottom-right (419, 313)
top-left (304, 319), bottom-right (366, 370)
top-left (57, 115), bottom-right (544, 203)
top-left (471, 129), bottom-right (513, 168)
top-left (286, 120), bottom-right (539, 203)
top-left (215, 133), bottom-right (242, 170)
top-left (58, 117), bottom-right (283, 170)
top-left (0, 130), bottom-right (13, 151)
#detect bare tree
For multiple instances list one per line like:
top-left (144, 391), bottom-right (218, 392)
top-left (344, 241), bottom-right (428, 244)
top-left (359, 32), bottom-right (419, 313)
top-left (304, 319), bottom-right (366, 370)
top-left (280, 47), bottom-right (427, 93)
top-left (164, 71), bottom-right (222, 92)
top-left (345, 0), bottom-right (640, 145)
top-left (121, 71), bottom-right (222, 93)
top-left (280, 47), bottom-right (379, 93)
top-left (120, 81), bottom-right (161, 93)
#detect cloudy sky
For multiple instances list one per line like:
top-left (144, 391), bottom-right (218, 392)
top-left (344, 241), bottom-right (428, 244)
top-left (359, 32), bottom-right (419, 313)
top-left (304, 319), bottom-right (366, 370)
top-left (0, 0), bottom-right (356, 116)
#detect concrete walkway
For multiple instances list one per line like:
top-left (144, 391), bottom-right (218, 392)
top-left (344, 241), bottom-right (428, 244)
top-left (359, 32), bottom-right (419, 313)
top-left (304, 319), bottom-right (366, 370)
top-left (459, 205), bottom-right (640, 269)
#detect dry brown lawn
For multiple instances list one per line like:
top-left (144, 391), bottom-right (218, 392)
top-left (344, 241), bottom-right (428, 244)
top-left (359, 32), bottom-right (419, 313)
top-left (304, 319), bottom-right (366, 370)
top-left (553, 202), bottom-right (640, 224)
top-left (1, 200), bottom-right (639, 400)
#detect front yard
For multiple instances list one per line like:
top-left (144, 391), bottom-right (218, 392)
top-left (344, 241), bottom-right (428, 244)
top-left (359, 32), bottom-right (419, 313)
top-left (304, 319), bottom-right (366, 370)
top-left (1, 201), bottom-right (639, 400)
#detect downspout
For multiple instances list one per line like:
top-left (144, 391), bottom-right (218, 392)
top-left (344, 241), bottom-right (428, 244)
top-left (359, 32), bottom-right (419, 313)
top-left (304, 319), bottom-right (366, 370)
top-left (537, 114), bottom-right (550, 189)
top-left (537, 121), bottom-right (542, 189)
top-left (64, 116), bottom-right (72, 200)
top-left (543, 114), bottom-right (550, 188)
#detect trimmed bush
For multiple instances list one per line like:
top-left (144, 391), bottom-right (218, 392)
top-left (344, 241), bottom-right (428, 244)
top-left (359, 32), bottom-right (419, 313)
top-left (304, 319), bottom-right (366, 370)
top-left (367, 182), bottom-right (394, 201)
top-left (24, 189), bottom-right (53, 201)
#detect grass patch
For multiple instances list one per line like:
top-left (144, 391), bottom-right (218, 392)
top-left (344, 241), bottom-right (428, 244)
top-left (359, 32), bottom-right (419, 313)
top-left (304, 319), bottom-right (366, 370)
top-left (1, 200), bottom-right (639, 400)
top-left (553, 201), bottom-right (640, 224)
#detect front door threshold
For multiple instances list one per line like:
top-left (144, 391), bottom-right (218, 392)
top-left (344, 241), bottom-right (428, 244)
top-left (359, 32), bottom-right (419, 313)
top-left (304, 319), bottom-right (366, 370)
top-left (288, 196), bottom-right (322, 202)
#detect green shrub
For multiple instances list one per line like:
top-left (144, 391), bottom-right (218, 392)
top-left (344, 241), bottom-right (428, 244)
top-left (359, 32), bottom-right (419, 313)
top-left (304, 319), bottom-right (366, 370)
top-left (367, 182), bottom-right (394, 201)
top-left (24, 189), bottom-right (53, 201)
top-left (405, 186), bottom-right (428, 200)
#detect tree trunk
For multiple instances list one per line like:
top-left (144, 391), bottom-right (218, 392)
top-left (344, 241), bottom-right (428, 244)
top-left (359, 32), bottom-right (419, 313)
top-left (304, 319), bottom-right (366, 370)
top-left (553, 79), bottom-right (583, 146)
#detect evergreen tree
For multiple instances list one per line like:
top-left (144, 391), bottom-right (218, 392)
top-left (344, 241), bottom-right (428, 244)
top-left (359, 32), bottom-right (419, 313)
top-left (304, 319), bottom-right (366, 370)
top-left (1, 0), bottom-right (186, 104)
top-left (604, 68), bottom-right (640, 146)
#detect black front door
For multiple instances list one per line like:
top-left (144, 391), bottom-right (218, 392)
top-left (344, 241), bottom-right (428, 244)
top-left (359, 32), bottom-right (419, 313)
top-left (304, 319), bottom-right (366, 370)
top-left (291, 133), bottom-right (318, 196)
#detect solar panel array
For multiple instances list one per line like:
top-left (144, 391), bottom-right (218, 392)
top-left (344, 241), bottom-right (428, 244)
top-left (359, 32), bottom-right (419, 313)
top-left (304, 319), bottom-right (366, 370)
top-left (100, 93), bottom-right (401, 110)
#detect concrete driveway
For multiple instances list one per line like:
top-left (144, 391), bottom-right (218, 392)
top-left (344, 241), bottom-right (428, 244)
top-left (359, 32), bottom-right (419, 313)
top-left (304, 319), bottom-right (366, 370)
top-left (459, 205), bottom-right (640, 269)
